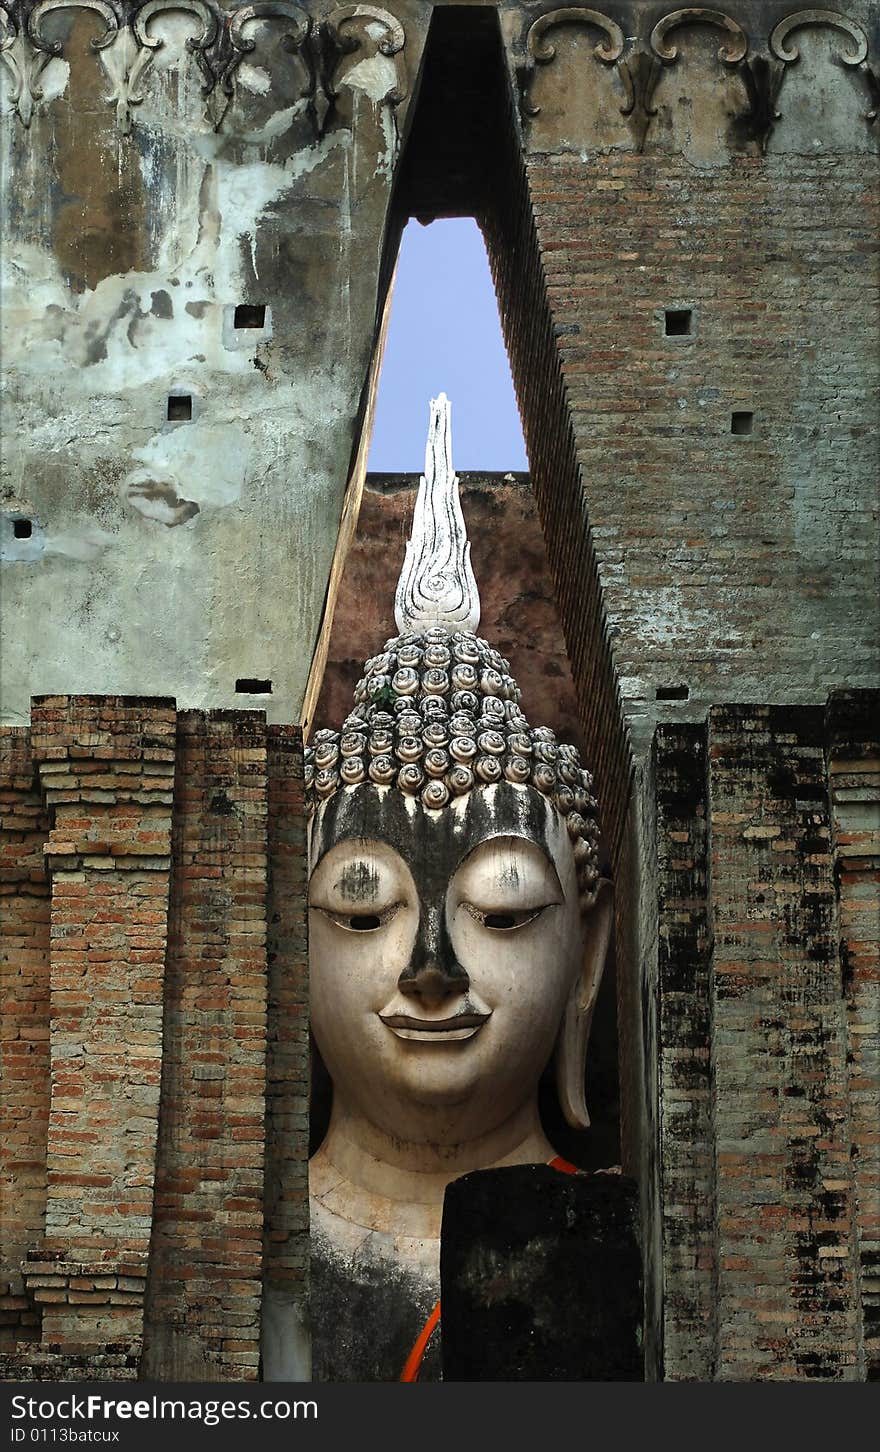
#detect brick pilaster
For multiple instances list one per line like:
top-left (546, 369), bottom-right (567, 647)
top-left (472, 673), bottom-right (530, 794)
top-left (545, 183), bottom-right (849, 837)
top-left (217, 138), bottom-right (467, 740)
top-left (0, 729), bottom-right (51, 1347)
top-left (262, 727), bottom-right (309, 1345)
top-left (655, 723), bottom-right (716, 1378)
top-left (827, 690), bottom-right (880, 1376)
top-left (142, 711), bottom-right (268, 1381)
top-left (27, 695), bottom-right (176, 1354)
top-left (708, 704), bottom-right (861, 1379)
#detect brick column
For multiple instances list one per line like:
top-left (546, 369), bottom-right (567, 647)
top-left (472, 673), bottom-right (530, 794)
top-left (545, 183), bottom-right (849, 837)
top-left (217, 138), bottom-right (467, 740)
top-left (27, 696), bottom-right (176, 1356)
top-left (0, 729), bottom-right (51, 1348)
top-left (708, 705), bottom-right (861, 1379)
top-left (655, 723), bottom-right (716, 1379)
top-left (142, 711), bottom-right (268, 1382)
top-left (262, 725), bottom-right (310, 1377)
top-left (827, 690), bottom-right (880, 1377)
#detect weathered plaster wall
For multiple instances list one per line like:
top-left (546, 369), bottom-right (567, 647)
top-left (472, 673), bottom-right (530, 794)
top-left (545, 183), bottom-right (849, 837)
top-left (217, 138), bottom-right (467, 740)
top-left (2, 0), bottom-right (878, 1385)
top-left (1, 1), bottom-right (433, 726)
top-left (3, 0), bottom-right (877, 766)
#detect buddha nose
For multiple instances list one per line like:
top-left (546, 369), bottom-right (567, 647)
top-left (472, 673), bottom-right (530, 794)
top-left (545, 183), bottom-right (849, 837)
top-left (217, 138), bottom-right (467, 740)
top-left (397, 902), bottom-right (470, 1004)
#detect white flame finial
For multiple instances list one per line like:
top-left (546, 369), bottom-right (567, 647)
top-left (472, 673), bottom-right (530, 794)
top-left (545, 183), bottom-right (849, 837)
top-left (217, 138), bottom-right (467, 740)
top-left (394, 394), bottom-right (481, 636)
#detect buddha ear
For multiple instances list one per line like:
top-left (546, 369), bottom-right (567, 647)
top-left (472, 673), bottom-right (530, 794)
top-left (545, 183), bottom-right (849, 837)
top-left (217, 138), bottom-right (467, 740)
top-left (554, 877), bottom-right (614, 1131)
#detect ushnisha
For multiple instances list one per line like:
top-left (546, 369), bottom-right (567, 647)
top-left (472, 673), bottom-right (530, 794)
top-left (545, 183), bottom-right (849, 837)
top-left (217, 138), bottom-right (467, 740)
top-left (304, 390), bottom-right (600, 907)
top-left (305, 627), bottom-right (601, 903)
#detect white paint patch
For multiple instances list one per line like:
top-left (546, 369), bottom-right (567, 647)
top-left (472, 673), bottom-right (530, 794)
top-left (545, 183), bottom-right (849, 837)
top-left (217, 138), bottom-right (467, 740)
top-left (344, 54), bottom-right (397, 107)
top-left (631, 587), bottom-right (745, 650)
top-left (237, 64), bottom-right (272, 96)
top-left (37, 57), bottom-right (71, 108)
top-left (131, 422), bottom-right (249, 508)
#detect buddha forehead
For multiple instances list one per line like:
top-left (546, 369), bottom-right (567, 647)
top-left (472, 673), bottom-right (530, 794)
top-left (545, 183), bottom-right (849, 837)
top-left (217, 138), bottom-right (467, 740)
top-left (309, 780), bottom-right (570, 894)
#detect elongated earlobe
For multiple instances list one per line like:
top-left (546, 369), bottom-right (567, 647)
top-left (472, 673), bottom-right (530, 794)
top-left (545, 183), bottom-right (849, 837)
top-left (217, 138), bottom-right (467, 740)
top-left (555, 878), bottom-right (614, 1130)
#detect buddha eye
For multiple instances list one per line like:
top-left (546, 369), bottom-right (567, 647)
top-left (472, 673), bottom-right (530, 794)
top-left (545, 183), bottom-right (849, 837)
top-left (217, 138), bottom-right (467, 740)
top-left (314, 903), bottom-right (401, 932)
top-left (464, 905), bottom-right (549, 931)
top-left (345, 913), bottom-right (382, 931)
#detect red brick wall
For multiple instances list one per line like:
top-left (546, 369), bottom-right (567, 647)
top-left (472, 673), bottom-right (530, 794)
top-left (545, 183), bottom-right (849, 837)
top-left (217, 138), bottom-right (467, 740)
top-left (484, 14), bottom-right (877, 1381)
top-left (0, 701), bottom-right (310, 1382)
top-left (519, 147), bottom-right (878, 745)
top-left (25, 697), bottom-right (176, 1358)
top-left (0, 687), bottom-right (875, 1382)
top-left (708, 704), bottom-right (860, 1378)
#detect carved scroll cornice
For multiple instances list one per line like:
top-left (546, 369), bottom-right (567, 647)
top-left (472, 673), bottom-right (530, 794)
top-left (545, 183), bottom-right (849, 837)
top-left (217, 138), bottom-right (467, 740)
top-left (0, 0), bottom-right (116, 125)
top-left (769, 9), bottom-right (875, 123)
top-left (1, 0), bottom-right (325, 135)
top-left (209, 1), bottom-right (313, 130)
top-left (769, 9), bottom-right (867, 66)
top-left (640, 10), bottom-right (749, 151)
top-left (318, 4), bottom-right (406, 134)
top-left (528, 7), bottom-right (624, 65)
top-left (28, 0), bottom-right (118, 53)
top-left (519, 7), bottom-right (624, 118)
top-left (518, 6), bottom-right (754, 153)
top-left (136, 1), bottom-right (314, 133)
top-left (650, 8), bottom-right (748, 65)
top-left (107, 0), bottom-right (218, 135)
top-left (0, 4), bottom-right (31, 124)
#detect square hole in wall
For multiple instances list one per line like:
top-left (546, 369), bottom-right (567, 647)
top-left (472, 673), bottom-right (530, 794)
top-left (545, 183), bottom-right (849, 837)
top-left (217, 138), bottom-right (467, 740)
top-left (235, 678), bottom-right (273, 695)
top-left (13, 518), bottom-right (32, 538)
top-left (656, 684), bottom-right (689, 701)
top-left (731, 410), bottom-right (754, 435)
top-left (234, 304), bottom-right (266, 329)
top-left (664, 308), bottom-right (692, 337)
top-left (167, 394), bottom-right (192, 422)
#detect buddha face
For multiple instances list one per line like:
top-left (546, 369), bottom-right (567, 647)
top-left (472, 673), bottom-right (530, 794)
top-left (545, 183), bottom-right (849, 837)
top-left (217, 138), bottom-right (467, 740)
top-left (308, 781), bottom-right (602, 1148)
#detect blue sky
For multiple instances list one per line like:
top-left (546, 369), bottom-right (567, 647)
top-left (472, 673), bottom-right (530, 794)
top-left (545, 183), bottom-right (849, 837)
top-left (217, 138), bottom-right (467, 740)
top-left (367, 218), bottom-right (528, 473)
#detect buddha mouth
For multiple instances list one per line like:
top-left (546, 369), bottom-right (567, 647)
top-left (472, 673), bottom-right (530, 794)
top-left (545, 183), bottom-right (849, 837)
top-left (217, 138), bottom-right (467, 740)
top-left (378, 1010), bottom-right (491, 1043)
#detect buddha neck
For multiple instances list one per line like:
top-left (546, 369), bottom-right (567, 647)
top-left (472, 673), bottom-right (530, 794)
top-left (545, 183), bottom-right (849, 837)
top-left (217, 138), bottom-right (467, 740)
top-left (311, 1094), bottom-right (556, 1224)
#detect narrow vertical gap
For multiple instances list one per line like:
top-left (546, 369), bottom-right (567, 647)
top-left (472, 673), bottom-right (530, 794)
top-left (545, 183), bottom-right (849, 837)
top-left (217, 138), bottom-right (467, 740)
top-left (309, 5), bottom-right (634, 1179)
top-left (367, 217), bottom-right (526, 472)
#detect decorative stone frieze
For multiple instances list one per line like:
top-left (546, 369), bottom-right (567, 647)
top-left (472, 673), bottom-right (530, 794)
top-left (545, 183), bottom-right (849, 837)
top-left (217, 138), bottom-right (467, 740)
top-left (0, 0), bottom-right (407, 134)
top-left (517, 4), bottom-right (877, 150)
top-left (1, 4), bottom-right (876, 148)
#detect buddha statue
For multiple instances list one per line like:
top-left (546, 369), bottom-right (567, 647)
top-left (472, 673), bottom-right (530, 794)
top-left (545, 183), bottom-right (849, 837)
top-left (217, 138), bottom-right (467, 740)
top-left (275, 396), bottom-right (613, 1381)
